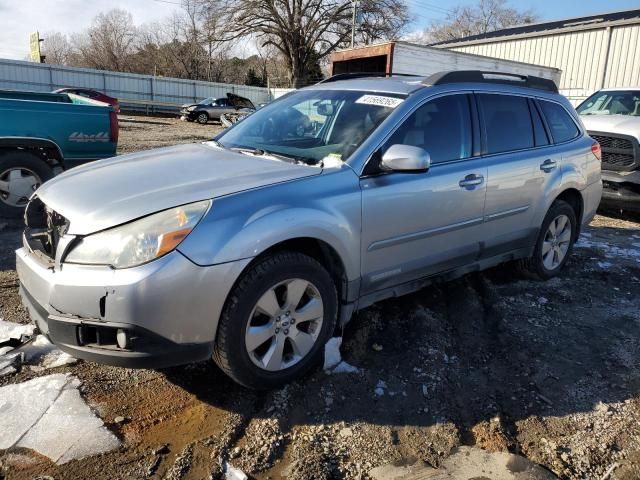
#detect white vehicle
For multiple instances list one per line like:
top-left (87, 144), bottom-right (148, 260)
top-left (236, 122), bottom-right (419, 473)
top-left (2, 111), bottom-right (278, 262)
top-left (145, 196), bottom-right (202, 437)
top-left (578, 88), bottom-right (640, 211)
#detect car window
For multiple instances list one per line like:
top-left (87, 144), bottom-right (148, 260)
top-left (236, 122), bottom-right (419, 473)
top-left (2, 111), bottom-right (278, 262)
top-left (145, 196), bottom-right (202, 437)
top-left (216, 89), bottom-right (402, 164)
top-left (530, 100), bottom-right (550, 147)
top-left (216, 98), bottom-right (229, 107)
top-left (577, 90), bottom-right (640, 116)
top-left (539, 100), bottom-right (580, 143)
top-left (479, 94), bottom-right (533, 154)
top-left (383, 94), bottom-right (473, 164)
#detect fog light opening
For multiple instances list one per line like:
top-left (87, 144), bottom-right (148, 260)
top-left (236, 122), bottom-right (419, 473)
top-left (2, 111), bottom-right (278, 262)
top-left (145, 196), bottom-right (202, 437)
top-left (116, 329), bottom-right (130, 349)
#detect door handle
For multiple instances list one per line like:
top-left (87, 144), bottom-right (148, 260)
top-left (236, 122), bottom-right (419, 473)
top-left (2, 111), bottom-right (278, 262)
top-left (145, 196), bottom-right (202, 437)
top-left (459, 174), bottom-right (484, 189)
top-left (540, 159), bottom-right (557, 172)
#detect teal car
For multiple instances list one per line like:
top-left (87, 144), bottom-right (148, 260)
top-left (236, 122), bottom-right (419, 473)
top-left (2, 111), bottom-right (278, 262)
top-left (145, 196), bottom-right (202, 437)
top-left (0, 89), bottom-right (118, 218)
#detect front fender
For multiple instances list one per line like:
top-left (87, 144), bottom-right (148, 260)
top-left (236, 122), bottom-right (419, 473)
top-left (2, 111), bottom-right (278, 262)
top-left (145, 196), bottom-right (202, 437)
top-left (178, 168), bottom-right (362, 282)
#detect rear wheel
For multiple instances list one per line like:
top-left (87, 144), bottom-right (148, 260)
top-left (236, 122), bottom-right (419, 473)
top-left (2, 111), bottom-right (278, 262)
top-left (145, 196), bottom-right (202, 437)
top-left (0, 152), bottom-right (53, 218)
top-left (521, 200), bottom-right (577, 279)
top-left (213, 251), bottom-right (338, 389)
top-left (196, 112), bottom-right (209, 124)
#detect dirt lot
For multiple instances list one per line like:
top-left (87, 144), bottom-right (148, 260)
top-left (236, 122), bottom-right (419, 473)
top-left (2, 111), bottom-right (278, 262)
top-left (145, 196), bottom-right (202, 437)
top-left (1, 115), bottom-right (640, 479)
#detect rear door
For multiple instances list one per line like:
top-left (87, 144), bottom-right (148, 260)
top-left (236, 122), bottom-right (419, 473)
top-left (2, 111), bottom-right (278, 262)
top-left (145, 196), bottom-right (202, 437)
top-left (477, 93), bottom-right (558, 256)
top-left (360, 93), bottom-right (487, 294)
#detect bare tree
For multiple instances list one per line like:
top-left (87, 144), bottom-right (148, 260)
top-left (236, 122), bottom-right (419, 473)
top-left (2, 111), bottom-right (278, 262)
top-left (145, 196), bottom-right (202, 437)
top-left (41, 32), bottom-right (73, 65)
top-left (419, 0), bottom-right (537, 44)
top-left (221, 1), bottom-right (354, 87)
top-left (72, 9), bottom-right (139, 71)
top-left (356, 0), bottom-right (409, 45)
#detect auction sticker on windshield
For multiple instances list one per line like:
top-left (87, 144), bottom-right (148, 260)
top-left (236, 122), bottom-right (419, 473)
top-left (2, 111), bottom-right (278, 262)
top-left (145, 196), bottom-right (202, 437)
top-left (355, 95), bottom-right (404, 108)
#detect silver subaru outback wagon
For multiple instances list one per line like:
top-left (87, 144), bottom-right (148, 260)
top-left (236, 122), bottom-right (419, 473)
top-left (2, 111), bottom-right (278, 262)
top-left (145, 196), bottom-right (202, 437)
top-left (16, 71), bottom-right (602, 388)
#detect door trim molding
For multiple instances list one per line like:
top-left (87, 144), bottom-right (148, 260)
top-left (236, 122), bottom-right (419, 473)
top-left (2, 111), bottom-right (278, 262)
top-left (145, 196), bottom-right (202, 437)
top-left (484, 205), bottom-right (529, 222)
top-left (367, 216), bottom-right (484, 251)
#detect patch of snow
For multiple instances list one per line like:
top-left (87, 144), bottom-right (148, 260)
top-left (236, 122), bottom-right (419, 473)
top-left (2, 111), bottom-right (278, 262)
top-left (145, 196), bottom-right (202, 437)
top-left (598, 261), bottom-right (613, 269)
top-left (374, 380), bottom-right (387, 396)
top-left (537, 297), bottom-right (548, 305)
top-left (323, 337), bottom-right (359, 374)
top-left (323, 337), bottom-right (342, 370)
top-left (575, 238), bottom-right (640, 260)
top-left (0, 335), bottom-right (77, 376)
top-left (21, 335), bottom-right (77, 370)
top-left (0, 319), bottom-right (35, 344)
top-left (0, 374), bottom-right (119, 464)
top-left (224, 461), bottom-right (248, 480)
top-left (332, 361), bottom-right (359, 374)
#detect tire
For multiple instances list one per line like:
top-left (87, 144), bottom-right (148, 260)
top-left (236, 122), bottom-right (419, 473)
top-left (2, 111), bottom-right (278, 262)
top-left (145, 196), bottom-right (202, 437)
top-left (0, 151), bottom-right (53, 219)
top-left (196, 112), bottom-right (209, 124)
top-left (213, 251), bottom-right (338, 389)
top-left (520, 200), bottom-right (577, 279)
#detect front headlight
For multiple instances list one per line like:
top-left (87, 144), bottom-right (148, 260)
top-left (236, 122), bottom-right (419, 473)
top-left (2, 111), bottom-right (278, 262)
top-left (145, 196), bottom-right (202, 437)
top-left (65, 200), bottom-right (210, 269)
top-left (187, 105), bottom-right (197, 111)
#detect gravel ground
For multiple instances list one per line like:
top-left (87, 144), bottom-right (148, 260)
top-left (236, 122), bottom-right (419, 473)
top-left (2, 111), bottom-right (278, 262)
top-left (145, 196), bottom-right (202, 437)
top-left (1, 115), bottom-right (640, 479)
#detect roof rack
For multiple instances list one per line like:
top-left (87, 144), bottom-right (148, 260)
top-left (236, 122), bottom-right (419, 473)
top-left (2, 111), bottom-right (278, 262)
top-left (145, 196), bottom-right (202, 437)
top-left (317, 72), bottom-right (419, 84)
top-left (424, 71), bottom-right (558, 93)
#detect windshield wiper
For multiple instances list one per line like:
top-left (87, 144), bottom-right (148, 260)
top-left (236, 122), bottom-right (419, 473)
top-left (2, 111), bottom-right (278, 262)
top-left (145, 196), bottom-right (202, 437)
top-left (230, 147), bottom-right (317, 165)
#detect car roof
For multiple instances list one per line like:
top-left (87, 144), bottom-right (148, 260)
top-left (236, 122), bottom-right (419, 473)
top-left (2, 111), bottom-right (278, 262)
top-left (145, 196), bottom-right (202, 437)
top-left (307, 76), bottom-right (427, 95)
top-left (305, 73), bottom-right (562, 100)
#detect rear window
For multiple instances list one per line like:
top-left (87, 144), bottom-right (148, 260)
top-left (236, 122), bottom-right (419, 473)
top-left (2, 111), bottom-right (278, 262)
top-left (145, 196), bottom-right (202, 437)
top-left (479, 94), bottom-right (534, 154)
top-left (539, 100), bottom-right (580, 143)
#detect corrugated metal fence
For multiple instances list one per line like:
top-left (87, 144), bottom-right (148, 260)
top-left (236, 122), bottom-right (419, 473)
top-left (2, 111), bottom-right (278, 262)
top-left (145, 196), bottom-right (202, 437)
top-left (0, 58), bottom-right (272, 112)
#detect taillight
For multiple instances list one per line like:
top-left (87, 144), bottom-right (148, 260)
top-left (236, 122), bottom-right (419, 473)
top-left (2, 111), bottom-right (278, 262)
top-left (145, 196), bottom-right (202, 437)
top-left (109, 110), bottom-right (119, 143)
top-left (591, 141), bottom-right (601, 161)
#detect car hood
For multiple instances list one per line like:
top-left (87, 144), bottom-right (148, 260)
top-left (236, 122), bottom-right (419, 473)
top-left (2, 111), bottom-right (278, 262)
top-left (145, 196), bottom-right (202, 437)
top-left (36, 142), bottom-right (321, 235)
top-left (581, 114), bottom-right (640, 141)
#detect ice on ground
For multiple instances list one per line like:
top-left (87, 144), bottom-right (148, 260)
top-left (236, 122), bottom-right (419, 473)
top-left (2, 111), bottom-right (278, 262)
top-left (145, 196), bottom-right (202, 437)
top-left (0, 319), bottom-right (35, 344)
top-left (0, 335), bottom-right (77, 376)
top-left (21, 335), bottom-right (78, 370)
top-left (224, 461), bottom-right (249, 480)
top-left (575, 238), bottom-right (640, 260)
top-left (0, 374), bottom-right (120, 464)
top-left (323, 337), bottom-right (360, 374)
top-left (323, 337), bottom-right (343, 370)
top-left (598, 261), bottom-right (613, 269)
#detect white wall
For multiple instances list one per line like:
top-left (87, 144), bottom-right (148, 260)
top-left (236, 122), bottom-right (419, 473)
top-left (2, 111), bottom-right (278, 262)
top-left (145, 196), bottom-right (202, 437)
top-left (447, 23), bottom-right (640, 105)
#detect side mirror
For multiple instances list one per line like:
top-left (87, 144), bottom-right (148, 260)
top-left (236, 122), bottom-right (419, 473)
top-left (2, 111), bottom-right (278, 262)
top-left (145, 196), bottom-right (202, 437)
top-left (381, 144), bottom-right (431, 173)
top-left (317, 103), bottom-right (335, 116)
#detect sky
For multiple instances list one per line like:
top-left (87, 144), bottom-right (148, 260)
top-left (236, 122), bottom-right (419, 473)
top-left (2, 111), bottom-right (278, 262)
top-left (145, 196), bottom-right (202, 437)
top-left (0, 0), bottom-right (639, 60)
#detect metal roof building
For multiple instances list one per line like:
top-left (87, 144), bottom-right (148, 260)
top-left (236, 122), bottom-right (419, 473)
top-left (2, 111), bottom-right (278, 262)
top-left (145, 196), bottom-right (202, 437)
top-left (433, 8), bottom-right (640, 104)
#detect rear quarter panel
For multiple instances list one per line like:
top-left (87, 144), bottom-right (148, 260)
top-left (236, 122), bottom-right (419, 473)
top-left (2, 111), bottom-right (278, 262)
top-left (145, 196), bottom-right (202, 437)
top-left (0, 97), bottom-right (117, 165)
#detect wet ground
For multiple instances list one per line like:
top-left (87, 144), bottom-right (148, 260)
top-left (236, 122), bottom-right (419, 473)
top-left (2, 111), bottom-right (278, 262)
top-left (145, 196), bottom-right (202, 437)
top-left (1, 116), bottom-right (639, 479)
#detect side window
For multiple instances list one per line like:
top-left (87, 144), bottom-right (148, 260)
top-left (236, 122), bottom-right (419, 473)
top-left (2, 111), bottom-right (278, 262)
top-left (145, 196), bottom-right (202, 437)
top-left (216, 99), bottom-right (228, 107)
top-left (530, 100), bottom-right (550, 147)
top-left (479, 94), bottom-right (534, 154)
top-left (539, 100), bottom-right (580, 143)
top-left (384, 95), bottom-right (473, 164)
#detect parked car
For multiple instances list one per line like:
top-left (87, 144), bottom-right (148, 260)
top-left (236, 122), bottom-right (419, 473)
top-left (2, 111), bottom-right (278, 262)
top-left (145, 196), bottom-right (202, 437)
top-left (577, 88), bottom-right (640, 211)
top-left (0, 89), bottom-right (118, 218)
top-left (180, 93), bottom-right (255, 124)
top-left (16, 71), bottom-right (601, 389)
top-left (53, 87), bottom-right (120, 113)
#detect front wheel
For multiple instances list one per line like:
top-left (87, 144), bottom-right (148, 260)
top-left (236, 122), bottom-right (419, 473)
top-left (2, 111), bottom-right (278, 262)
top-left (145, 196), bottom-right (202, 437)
top-left (521, 200), bottom-right (577, 279)
top-left (213, 251), bottom-right (338, 389)
top-left (196, 112), bottom-right (209, 124)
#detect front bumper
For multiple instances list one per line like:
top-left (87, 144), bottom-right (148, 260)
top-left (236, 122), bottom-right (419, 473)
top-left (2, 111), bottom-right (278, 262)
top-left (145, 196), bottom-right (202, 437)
top-left (599, 170), bottom-right (640, 212)
top-left (16, 247), bottom-right (251, 368)
top-left (180, 109), bottom-right (197, 120)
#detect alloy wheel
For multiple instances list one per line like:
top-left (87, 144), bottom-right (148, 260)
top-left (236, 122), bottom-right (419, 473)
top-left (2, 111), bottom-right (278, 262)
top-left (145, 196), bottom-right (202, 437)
top-left (542, 214), bottom-right (571, 270)
top-left (245, 278), bottom-right (324, 372)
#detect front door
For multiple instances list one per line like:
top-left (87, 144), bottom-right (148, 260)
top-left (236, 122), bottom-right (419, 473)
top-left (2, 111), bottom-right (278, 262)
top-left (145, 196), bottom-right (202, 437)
top-left (360, 93), bottom-right (487, 294)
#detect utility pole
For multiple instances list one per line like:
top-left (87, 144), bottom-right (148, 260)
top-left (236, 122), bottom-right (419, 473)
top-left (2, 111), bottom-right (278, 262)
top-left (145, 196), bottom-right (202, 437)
top-left (350, 0), bottom-right (358, 48)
